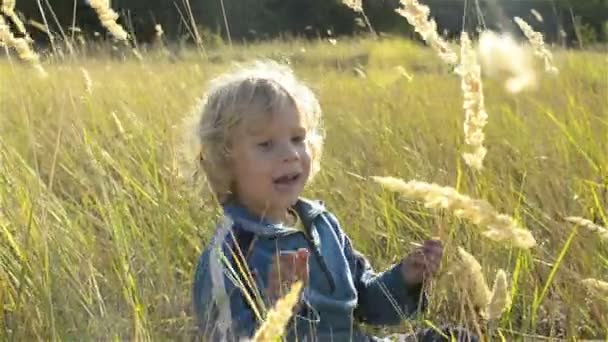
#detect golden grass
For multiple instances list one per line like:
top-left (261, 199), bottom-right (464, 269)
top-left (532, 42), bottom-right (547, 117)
top-left (456, 247), bottom-right (491, 317)
top-left (1, 0), bottom-right (26, 36)
top-left (252, 281), bottom-right (303, 341)
top-left (372, 177), bottom-right (536, 248)
top-left (487, 269), bottom-right (510, 321)
top-left (88, 0), bottom-right (129, 41)
top-left (477, 31), bottom-right (537, 94)
top-left (342, 0), bottom-right (363, 13)
top-left (564, 216), bottom-right (608, 240)
top-left (457, 32), bottom-right (488, 170)
top-left (0, 37), bottom-right (606, 339)
top-left (0, 16), bottom-right (45, 76)
top-left (395, 0), bottom-right (458, 65)
top-left (582, 278), bottom-right (608, 298)
top-left (514, 17), bottom-right (558, 75)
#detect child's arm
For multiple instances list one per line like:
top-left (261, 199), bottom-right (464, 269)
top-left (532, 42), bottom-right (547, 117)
top-left (192, 247), bottom-right (261, 341)
top-left (325, 213), bottom-right (427, 325)
top-left (193, 236), bottom-right (308, 340)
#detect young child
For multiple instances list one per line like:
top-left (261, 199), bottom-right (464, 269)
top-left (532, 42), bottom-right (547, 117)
top-left (192, 61), bottom-right (477, 342)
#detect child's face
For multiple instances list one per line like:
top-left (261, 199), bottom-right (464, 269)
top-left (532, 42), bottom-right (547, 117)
top-left (230, 105), bottom-right (311, 221)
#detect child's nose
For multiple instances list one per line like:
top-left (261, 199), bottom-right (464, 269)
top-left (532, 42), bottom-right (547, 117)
top-left (280, 143), bottom-right (299, 162)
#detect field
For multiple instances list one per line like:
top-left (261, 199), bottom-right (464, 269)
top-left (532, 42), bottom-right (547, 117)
top-left (0, 38), bottom-right (607, 340)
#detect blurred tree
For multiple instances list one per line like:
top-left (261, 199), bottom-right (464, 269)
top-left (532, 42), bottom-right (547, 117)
top-left (7, 0), bottom-right (607, 44)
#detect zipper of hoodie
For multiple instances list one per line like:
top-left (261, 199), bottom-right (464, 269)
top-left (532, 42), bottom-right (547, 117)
top-left (299, 230), bottom-right (337, 294)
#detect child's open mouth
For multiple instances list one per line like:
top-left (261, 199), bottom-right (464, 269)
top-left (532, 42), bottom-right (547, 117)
top-left (273, 172), bottom-right (301, 189)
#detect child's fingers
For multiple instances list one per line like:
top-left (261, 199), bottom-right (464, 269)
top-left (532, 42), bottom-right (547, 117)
top-left (408, 251), bottom-right (427, 270)
top-left (422, 240), bottom-right (443, 257)
top-left (295, 248), bottom-right (310, 284)
top-left (410, 248), bottom-right (441, 276)
top-left (277, 253), bottom-right (297, 279)
top-left (269, 254), bottom-right (295, 285)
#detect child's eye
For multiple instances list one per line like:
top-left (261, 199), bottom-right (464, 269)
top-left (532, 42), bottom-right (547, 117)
top-left (292, 135), bottom-right (305, 144)
top-left (257, 140), bottom-right (273, 149)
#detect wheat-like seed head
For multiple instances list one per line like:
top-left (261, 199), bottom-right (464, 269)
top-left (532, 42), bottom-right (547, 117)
top-left (1, 0), bottom-right (14, 13)
top-left (252, 281), bottom-right (303, 341)
top-left (372, 177), bottom-right (536, 248)
top-left (530, 9), bottom-right (544, 23)
top-left (81, 68), bottom-right (93, 95)
top-left (0, 16), bottom-right (46, 76)
top-left (342, 0), bottom-right (363, 12)
top-left (155, 24), bottom-right (164, 39)
top-left (1, 0), bottom-right (26, 35)
top-left (88, 0), bottom-right (129, 41)
top-left (457, 32), bottom-right (488, 170)
top-left (395, 0), bottom-right (458, 65)
top-left (564, 216), bottom-right (608, 241)
top-left (477, 31), bottom-right (537, 94)
top-left (581, 278), bottom-right (608, 297)
top-left (457, 247), bottom-right (491, 317)
top-left (514, 17), bottom-right (558, 74)
top-left (487, 269), bottom-right (510, 320)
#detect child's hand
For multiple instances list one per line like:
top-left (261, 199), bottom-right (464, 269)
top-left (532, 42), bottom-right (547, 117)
top-left (400, 239), bottom-right (443, 287)
top-left (266, 248), bottom-right (309, 304)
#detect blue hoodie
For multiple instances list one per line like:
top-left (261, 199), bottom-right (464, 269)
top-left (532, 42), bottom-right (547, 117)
top-left (193, 198), bottom-right (427, 341)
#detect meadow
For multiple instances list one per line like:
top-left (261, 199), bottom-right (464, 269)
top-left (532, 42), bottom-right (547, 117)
top-left (0, 37), bottom-right (607, 340)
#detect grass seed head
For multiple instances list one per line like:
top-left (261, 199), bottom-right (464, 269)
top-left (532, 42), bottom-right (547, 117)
top-left (514, 17), bottom-right (558, 74)
top-left (457, 247), bottom-right (491, 317)
top-left (395, 0), bottom-right (458, 65)
top-left (564, 216), bottom-right (608, 241)
top-left (342, 0), bottom-right (363, 12)
top-left (372, 177), bottom-right (536, 248)
top-left (1, 0), bottom-right (27, 35)
top-left (487, 269), bottom-right (510, 320)
top-left (0, 16), bottom-right (46, 76)
top-left (478, 31), bottom-right (537, 94)
top-left (88, 0), bottom-right (129, 41)
top-left (252, 281), bottom-right (303, 341)
top-left (582, 278), bottom-right (608, 298)
top-left (457, 32), bottom-right (488, 170)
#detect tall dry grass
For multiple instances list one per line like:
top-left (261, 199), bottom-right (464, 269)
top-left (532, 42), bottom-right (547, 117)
top-left (514, 17), bottom-right (558, 75)
top-left (252, 281), bottom-right (303, 341)
top-left (0, 16), bottom-right (45, 75)
top-left (457, 32), bottom-right (489, 171)
top-left (88, 0), bottom-right (129, 41)
top-left (0, 36), bottom-right (606, 340)
top-left (372, 177), bottom-right (536, 248)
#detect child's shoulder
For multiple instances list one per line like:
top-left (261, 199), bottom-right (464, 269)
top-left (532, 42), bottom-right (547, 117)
top-left (296, 197), bottom-right (337, 224)
top-left (203, 215), bottom-right (256, 256)
top-left (296, 197), bottom-right (347, 237)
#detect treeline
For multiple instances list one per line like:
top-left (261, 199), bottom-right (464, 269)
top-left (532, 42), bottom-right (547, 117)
top-left (8, 0), bottom-right (608, 46)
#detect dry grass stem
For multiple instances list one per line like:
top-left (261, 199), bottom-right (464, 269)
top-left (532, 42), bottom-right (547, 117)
top-left (81, 68), bottom-right (93, 95)
top-left (514, 17), bottom-right (558, 74)
top-left (1, 0), bottom-right (27, 35)
top-left (487, 269), bottom-right (510, 320)
top-left (530, 9), bottom-right (544, 22)
top-left (456, 247), bottom-right (491, 317)
top-left (582, 278), bottom-right (608, 298)
top-left (564, 216), bottom-right (608, 240)
top-left (252, 281), bottom-right (303, 342)
top-left (395, 0), bottom-right (458, 65)
top-left (0, 16), bottom-right (46, 76)
top-left (343, 0), bottom-right (363, 12)
top-left (372, 177), bottom-right (536, 248)
top-left (88, 0), bottom-right (129, 41)
top-left (155, 24), bottom-right (164, 40)
top-left (457, 32), bottom-right (488, 170)
top-left (477, 31), bottom-right (537, 94)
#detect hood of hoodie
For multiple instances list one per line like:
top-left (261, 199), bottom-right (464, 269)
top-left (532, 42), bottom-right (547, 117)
top-left (222, 198), bottom-right (326, 238)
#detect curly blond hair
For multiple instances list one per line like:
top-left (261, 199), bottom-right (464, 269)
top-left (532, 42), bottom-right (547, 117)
top-left (195, 60), bottom-right (324, 203)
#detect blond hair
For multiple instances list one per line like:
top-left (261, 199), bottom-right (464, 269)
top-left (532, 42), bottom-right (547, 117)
top-left (195, 60), bottom-right (324, 203)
